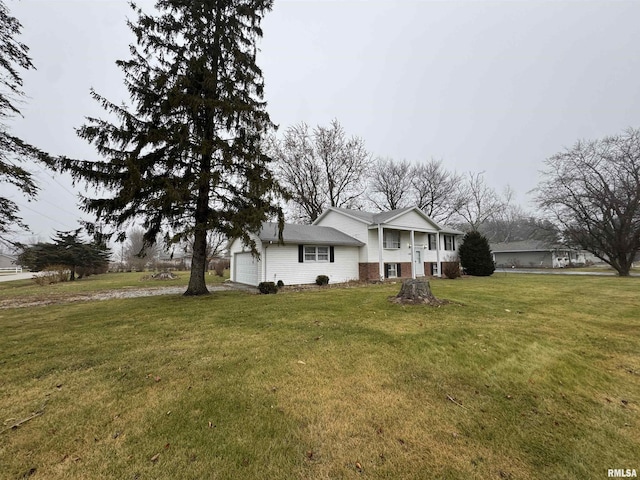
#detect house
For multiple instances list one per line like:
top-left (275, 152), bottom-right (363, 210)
top-left (0, 253), bottom-right (21, 272)
top-left (229, 206), bottom-right (463, 286)
top-left (490, 241), bottom-right (598, 268)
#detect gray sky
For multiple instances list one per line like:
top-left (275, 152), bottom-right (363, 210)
top-left (7, 0), bottom-right (640, 242)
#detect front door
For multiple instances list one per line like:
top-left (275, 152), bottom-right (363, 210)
top-left (414, 249), bottom-right (425, 277)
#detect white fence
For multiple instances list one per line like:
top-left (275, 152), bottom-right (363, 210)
top-left (0, 267), bottom-right (23, 274)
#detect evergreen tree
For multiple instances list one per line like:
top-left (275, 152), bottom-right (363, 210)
top-left (0, 1), bottom-right (54, 245)
top-left (61, 0), bottom-right (283, 295)
top-left (458, 230), bottom-right (495, 276)
top-left (18, 229), bottom-right (111, 280)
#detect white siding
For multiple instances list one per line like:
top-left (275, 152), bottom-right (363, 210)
top-left (314, 210), bottom-right (368, 243)
top-left (264, 244), bottom-right (360, 285)
top-left (385, 210), bottom-right (440, 231)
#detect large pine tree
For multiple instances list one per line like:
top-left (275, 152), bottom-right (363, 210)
top-left (0, 1), bottom-right (54, 245)
top-left (62, 0), bottom-right (283, 295)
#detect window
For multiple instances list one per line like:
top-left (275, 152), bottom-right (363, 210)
top-left (385, 263), bottom-right (400, 278)
top-left (428, 234), bottom-right (437, 250)
top-left (383, 230), bottom-right (400, 249)
top-left (444, 235), bottom-right (455, 251)
top-left (303, 246), bottom-right (330, 262)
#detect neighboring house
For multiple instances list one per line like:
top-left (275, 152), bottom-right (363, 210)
top-left (0, 253), bottom-right (21, 272)
top-left (491, 241), bottom-right (598, 268)
top-left (229, 206), bottom-right (463, 286)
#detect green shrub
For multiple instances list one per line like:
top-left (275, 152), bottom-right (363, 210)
top-left (458, 231), bottom-right (495, 276)
top-left (315, 275), bottom-right (329, 286)
top-left (276, 280), bottom-right (284, 288)
top-left (258, 281), bottom-right (278, 294)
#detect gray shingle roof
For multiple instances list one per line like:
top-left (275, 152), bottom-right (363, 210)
top-left (490, 240), bottom-right (566, 252)
top-left (259, 222), bottom-right (364, 246)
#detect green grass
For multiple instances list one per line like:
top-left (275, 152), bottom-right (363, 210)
top-left (0, 274), bottom-right (638, 479)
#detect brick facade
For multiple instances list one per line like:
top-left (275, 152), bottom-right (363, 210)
top-left (359, 262), bottom-right (431, 281)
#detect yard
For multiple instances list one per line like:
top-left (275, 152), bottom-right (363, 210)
top-left (0, 273), bottom-right (638, 479)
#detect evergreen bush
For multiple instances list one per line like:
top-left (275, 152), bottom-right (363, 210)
top-left (258, 282), bottom-right (278, 294)
top-left (458, 231), bottom-right (495, 276)
top-left (315, 275), bottom-right (329, 286)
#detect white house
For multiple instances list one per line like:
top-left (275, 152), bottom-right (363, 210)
top-left (229, 206), bottom-right (463, 286)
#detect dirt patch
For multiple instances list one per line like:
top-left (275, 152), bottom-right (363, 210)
top-left (0, 285), bottom-right (239, 309)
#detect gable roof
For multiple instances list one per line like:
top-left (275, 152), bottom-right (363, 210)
top-left (259, 222), bottom-right (364, 246)
top-left (314, 206), bottom-right (463, 234)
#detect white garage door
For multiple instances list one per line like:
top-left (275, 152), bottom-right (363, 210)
top-left (234, 252), bottom-right (260, 286)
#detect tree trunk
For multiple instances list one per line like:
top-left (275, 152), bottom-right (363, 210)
top-left (185, 225), bottom-right (209, 296)
top-left (390, 279), bottom-right (447, 306)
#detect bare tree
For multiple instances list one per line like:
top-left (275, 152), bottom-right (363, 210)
top-left (272, 119), bottom-right (372, 222)
top-left (411, 159), bottom-right (465, 224)
top-left (368, 157), bottom-right (413, 211)
top-left (536, 127), bottom-right (640, 276)
top-left (455, 171), bottom-right (506, 231)
top-left (123, 227), bottom-right (159, 271)
top-left (180, 230), bottom-right (227, 269)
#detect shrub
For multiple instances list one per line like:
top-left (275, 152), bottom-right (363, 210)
top-left (212, 258), bottom-right (230, 277)
top-left (458, 231), bottom-right (495, 276)
top-left (33, 265), bottom-right (71, 286)
top-left (276, 279), bottom-right (284, 288)
top-left (315, 275), bottom-right (329, 286)
top-left (258, 281), bottom-right (278, 294)
top-left (442, 261), bottom-right (461, 279)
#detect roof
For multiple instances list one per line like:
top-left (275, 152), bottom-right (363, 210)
top-left (490, 240), bottom-right (571, 253)
top-left (316, 206), bottom-right (464, 234)
top-left (259, 222), bottom-right (364, 246)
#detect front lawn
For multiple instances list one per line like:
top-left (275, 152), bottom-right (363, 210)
top-left (0, 275), bottom-right (638, 479)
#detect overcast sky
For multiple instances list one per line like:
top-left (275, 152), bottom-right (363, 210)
top-left (6, 0), bottom-right (640, 243)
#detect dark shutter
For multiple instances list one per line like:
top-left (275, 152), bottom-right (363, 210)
top-left (298, 245), bottom-right (304, 263)
top-left (397, 263), bottom-right (402, 277)
top-left (452, 236), bottom-right (456, 250)
top-left (384, 263), bottom-right (389, 278)
top-left (329, 246), bottom-right (335, 263)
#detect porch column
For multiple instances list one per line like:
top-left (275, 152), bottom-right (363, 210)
top-left (410, 230), bottom-right (416, 279)
top-left (436, 232), bottom-right (442, 278)
top-left (261, 244), bottom-right (268, 283)
top-left (378, 224), bottom-right (384, 281)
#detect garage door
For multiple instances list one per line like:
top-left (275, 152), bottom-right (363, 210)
top-left (234, 252), bottom-right (260, 286)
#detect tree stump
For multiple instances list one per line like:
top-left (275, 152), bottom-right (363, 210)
top-left (390, 279), bottom-right (448, 306)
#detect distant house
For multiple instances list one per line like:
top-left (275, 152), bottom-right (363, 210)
top-left (229, 206), bottom-right (463, 286)
top-left (0, 253), bottom-right (21, 272)
top-left (490, 241), bottom-right (597, 268)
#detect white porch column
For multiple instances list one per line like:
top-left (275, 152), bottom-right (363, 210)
top-left (436, 232), bottom-right (442, 278)
top-left (261, 244), bottom-right (268, 283)
top-left (410, 230), bottom-right (416, 279)
top-left (378, 224), bottom-right (384, 281)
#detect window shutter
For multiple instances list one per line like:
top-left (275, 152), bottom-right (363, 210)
top-left (329, 246), bottom-right (335, 263)
top-left (452, 237), bottom-right (456, 250)
top-left (298, 245), bottom-right (304, 263)
top-left (384, 263), bottom-right (389, 278)
top-left (397, 263), bottom-right (402, 277)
